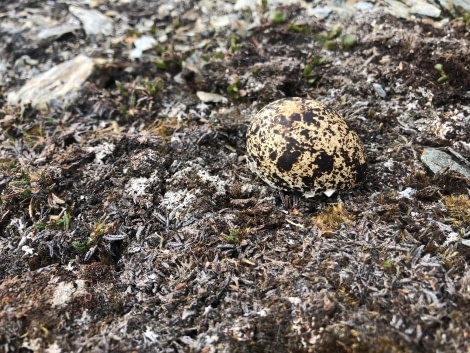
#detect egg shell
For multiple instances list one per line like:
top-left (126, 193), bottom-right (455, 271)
top-left (246, 97), bottom-right (366, 197)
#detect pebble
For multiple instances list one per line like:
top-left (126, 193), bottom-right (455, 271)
top-left (36, 23), bottom-right (81, 40)
top-left (8, 54), bottom-right (103, 109)
top-left (196, 91), bottom-right (228, 103)
top-left (130, 35), bottom-right (158, 59)
top-left (69, 5), bottom-right (113, 36)
top-left (453, 0), bottom-right (470, 13)
top-left (420, 148), bottom-right (470, 179)
top-left (354, 2), bottom-right (375, 10)
top-left (410, 0), bottom-right (441, 18)
top-left (372, 83), bottom-right (387, 99)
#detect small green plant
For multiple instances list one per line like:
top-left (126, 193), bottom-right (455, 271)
top-left (11, 179), bottom-right (30, 187)
top-left (172, 18), bottom-right (181, 29)
top-left (72, 216), bottom-right (109, 252)
top-left (223, 228), bottom-right (240, 244)
top-left (314, 33), bottom-right (328, 43)
top-left (20, 189), bottom-right (31, 198)
top-left (303, 64), bottom-right (318, 85)
top-left (55, 210), bottom-right (71, 230)
top-left (143, 79), bottom-right (164, 98)
top-left (464, 12), bottom-right (470, 27)
top-left (327, 25), bottom-right (342, 40)
top-left (116, 77), bottom-right (165, 119)
top-left (213, 52), bottom-right (225, 60)
top-left (221, 220), bottom-right (253, 245)
top-left (156, 45), bottom-right (169, 54)
top-left (46, 183), bottom-right (56, 193)
top-left (154, 60), bottom-right (169, 70)
top-left (252, 66), bottom-right (260, 74)
top-left (315, 25), bottom-right (355, 50)
top-left (11, 169), bottom-right (31, 187)
top-left (434, 63), bottom-right (448, 83)
top-left (227, 78), bottom-right (241, 99)
top-left (35, 222), bottom-right (46, 230)
top-left (325, 40), bottom-right (338, 50)
top-left (311, 57), bottom-right (327, 66)
top-left (127, 29), bottom-right (142, 38)
top-left (116, 81), bottom-right (129, 99)
top-left (230, 35), bottom-right (241, 53)
top-left (288, 22), bottom-right (311, 35)
top-left (153, 47), bottom-right (191, 73)
top-left (72, 241), bottom-right (89, 252)
top-left (341, 34), bottom-right (357, 49)
top-left (380, 259), bottom-right (395, 269)
top-left (40, 171), bottom-right (46, 183)
top-left (315, 35), bottom-right (338, 49)
top-left (272, 12), bottom-right (286, 24)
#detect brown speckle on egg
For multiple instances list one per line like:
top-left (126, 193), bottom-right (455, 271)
top-left (246, 97), bottom-right (367, 197)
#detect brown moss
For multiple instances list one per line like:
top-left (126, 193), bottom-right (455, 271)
top-left (311, 203), bottom-right (354, 234)
top-left (444, 194), bottom-right (470, 226)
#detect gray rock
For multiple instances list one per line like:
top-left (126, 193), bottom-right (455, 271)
top-left (421, 148), bottom-right (470, 179)
top-left (410, 0), bottom-right (441, 18)
top-left (7, 54), bottom-right (103, 109)
top-left (354, 2), bottom-right (375, 10)
top-left (69, 5), bottom-right (113, 37)
top-left (453, 0), bottom-right (470, 14)
top-left (373, 83), bottom-right (387, 98)
top-left (36, 23), bottom-right (81, 40)
top-left (196, 91), bottom-right (228, 103)
top-left (306, 7), bottom-right (334, 19)
top-left (383, 0), bottom-right (412, 19)
top-left (130, 35), bottom-right (158, 59)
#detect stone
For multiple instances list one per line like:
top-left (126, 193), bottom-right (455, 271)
top-left (421, 148), bottom-right (470, 179)
top-left (7, 54), bottom-right (103, 110)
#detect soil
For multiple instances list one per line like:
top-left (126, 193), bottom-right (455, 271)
top-left (1, 1), bottom-right (470, 352)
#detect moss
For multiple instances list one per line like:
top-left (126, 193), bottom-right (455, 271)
top-left (312, 203), bottom-right (354, 233)
top-left (444, 194), bottom-right (470, 226)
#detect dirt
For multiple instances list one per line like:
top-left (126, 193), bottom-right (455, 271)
top-left (1, 2), bottom-right (470, 353)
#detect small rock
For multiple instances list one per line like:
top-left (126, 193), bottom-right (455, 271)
top-left (210, 15), bottom-right (233, 29)
top-left (8, 54), bottom-right (103, 109)
top-left (383, 0), bottom-right (412, 19)
top-left (130, 35), bottom-right (158, 59)
top-left (306, 7), bottom-right (333, 19)
top-left (234, 0), bottom-right (258, 10)
top-left (421, 148), bottom-right (470, 179)
top-left (36, 23), bottom-right (81, 40)
top-left (135, 18), bottom-right (155, 33)
top-left (69, 5), bottom-right (113, 36)
top-left (372, 83), bottom-right (387, 98)
top-left (196, 91), bottom-right (228, 103)
top-left (453, 0), bottom-right (470, 14)
top-left (410, 0), bottom-right (441, 18)
top-left (398, 187), bottom-right (416, 199)
top-left (354, 2), bottom-right (375, 10)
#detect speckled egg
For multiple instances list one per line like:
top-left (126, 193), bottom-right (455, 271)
top-left (246, 97), bottom-right (366, 197)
